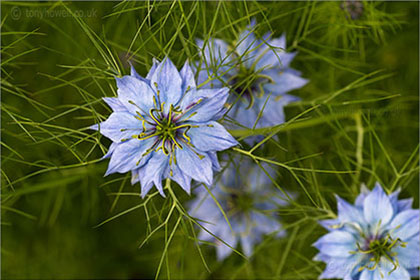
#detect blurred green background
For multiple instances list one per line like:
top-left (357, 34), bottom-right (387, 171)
top-left (1, 1), bottom-right (418, 279)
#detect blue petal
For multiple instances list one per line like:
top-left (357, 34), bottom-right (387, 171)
top-left (137, 151), bottom-right (169, 197)
top-left (207, 151), bottom-right (222, 172)
top-left (179, 88), bottom-right (229, 123)
top-left (251, 212), bottom-right (281, 234)
top-left (169, 162), bottom-right (192, 194)
top-left (392, 237), bottom-right (419, 268)
top-left (130, 169), bottom-right (140, 185)
top-left (379, 258), bottom-right (411, 280)
top-left (227, 100), bottom-right (259, 128)
top-left (359, 269), bottom-right (379, 280)
top-left (236, 26), bottom-right (260, 68)
top-left (397, 198), bottom-right (413, 212)
top-left (255, 93), bottom-right (300, 127)
top-left (179, 60), bottom-right (196, 93)
top-left (313, 252), bottom-right (330, 262)
top-left (116, 75), bottom-right (155, 116)
top-left (103, 97), bottom-right (127, 112)
top-left (319, 219), bottom-right (341, 231)
top-left (175, 145), bottom-right (213, 185)
top-left (95, 112), bottom-right (144, 142)
top-left (145, 58), bottom-right (160, 80)
top-left (335, 195), bottom-right (365, 225)
top-left (189, 121), bottom-right (238, 152)
top-left (149, 57), bottom-right (183, 108)
top-left (105, 137), bottom-right (155, 176)
top-left (263, 71), bottom-right (308, 96)
top-left (389, 209), bottom-right (419, 240)
top-left (216, 224), bottom-right (238, 261)
top-left (318, 256), bottom-right (360, 279)
top-left (129, 62), bottom-right (147, 83)
top-left (407, 268), bottom-right (419, 277)
top-left (363, 184), bottom-right (394, 226)
top-left (254, 35), bottom-right (294, 70)
top-left (196, 38), bottom-right (231, 67)
top-left (240, 235), bottom-right (254, 257)
top-left (102, 142), bottom-right (118, 159)
top-left (355, 183), bottom-right (370, 207)
top-left (194, 64), bottom-right (225, 89)
top-left (313, 230), bottom-right (357, 257)
top-left (388, 188), bottom-right (401, 214)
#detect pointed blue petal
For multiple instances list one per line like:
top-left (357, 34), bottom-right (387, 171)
top-left (318, 256), bottom-right (359, 279)
top-left (102, 142), bottom-right (118, 159)
top-left (145, 58), bottom-right (160, 80)
top-left (407, 268), bottom-right (419, 277)
top-left (398, 198), bottom-right (413, 212)
top-left (313, 230), bottom-right (357, 257)
top-left (137, 151), bottom-right (169, 197)
top-left (130, 169), bottom-right (140, 185)
top-left (336, 195), bottom-right (365, 225)
top-left (103, 97), bottom-right (127, 112)
top-left (95, 112), bottom-right (144, 142)
top-left (379, 258), bottom-right (411, 280)
top-left (129, 62), bottom-right (146, 82)
top-left (363, 183), bottom-right (394, 226)
top-left (236, 26), bottom-right (260, 68)
top-left (388, 188), bottom-right (401, 214)
top-left (392, 237), bottom-right (419, 268)
top-left (359, 269), bottom-right (377, 280)
top-left (149, 57), bottom-right (183, 108)
top-left (180, 88), bottom-right (229, 123)
top-left (179, 60), bottom-right (196, 93)
top-left (208, 151), bottom-right (222, 172)
top-left (319, 219), bottom-right (341, 231)
top-left (116, 75), bottom-right (155, 116)
top-left (389, 209), bottom-right (419, 240)
top-left (175, 146), bottom-right (213, 186)
top-left (196, 38), bottom-right (231, 67)
top-left (264, 71), bottom-right (308, 96)
top-left (105, 137), bottom-right (155, 176)
top-left (169, 163), bottom-right (192, 194)
top-left (216, 225), bottom-right (238, 261)
top-left (240, 236), bottom-right (254, 257)
top-left (355, 183), bottom-right (370, 207)
top-left (189, 121), bottom-right (238, 152)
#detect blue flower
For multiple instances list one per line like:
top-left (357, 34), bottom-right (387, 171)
top-left (194, 19), bottom-right (308, 143)
top-left (188, 156), bottom-right (291, 260)
top-left (314, 183), bottom-right (419, 280)
top-left (91, 58), bottom-right (238, 197)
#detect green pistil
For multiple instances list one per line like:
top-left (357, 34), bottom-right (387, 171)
top-left (355, 234), bottom-right (407, 275)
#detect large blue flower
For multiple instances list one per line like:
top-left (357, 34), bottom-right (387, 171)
top-left (188, 156), bottom-right (291, 260)
top-left (91, 58), bottom-right (238, 197)
top-left (314, 183), bottom-right (419, 280)
top-left (194, 19), bottom-right (308, 142)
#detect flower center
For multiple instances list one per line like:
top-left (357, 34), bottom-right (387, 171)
top-left (230, 66), bottom-right (272, 109)
top-left (122, 83), bottom-right (207, 171)
top-left (355, 234), bottom-right (407, 275)
top-left (228, 191), bottom-right (254, 213)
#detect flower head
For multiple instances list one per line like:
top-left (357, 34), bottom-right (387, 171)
top-left (194, 19), bottom-right (308, 143)
top-left (188, 156), bottom-right (290, 260)
top-left (92, 58), bottom-right (238, 197)
top-left (314, 183), bottom-right (419, 280)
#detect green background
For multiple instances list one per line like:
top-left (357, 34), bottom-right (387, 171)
top-left (1, 1), bottom-right (418, 279)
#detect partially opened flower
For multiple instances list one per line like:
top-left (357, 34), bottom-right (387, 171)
top-left (194, 19), bottom-right (308, 143)
top-left (188, 156), bottom-right (291, 260)
top-left (314, 183), bottom-right (419, 280)
top-left (91, 58), bottom-right (238, 197)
